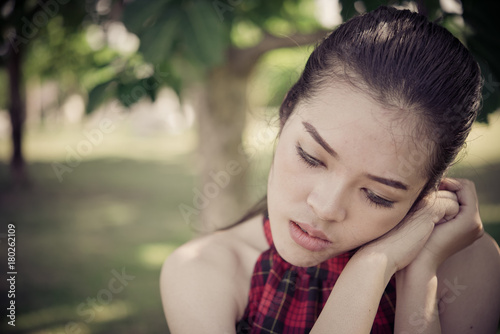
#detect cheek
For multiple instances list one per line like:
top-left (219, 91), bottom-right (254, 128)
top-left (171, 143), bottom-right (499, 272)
top-left (269, 140), bottom-right (309, 196)
top-left (353, 205), bottom-right (412, 242)
top-left (370, 211), bottom-right (405, 233)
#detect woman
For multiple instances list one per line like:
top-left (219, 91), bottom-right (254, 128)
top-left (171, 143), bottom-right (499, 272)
top-left (161, 6), bottom-right (500, 333)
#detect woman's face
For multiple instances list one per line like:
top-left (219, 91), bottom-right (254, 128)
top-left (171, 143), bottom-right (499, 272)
top-left (267, 83), bottom-right (429, 267)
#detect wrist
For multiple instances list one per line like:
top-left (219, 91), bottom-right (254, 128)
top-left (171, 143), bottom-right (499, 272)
top-left (396, 256), bottom-right (438, 284)
top-left (407, 248), bottom-right (442, 274)
top-left (351, 249), bottom-right (396, 285)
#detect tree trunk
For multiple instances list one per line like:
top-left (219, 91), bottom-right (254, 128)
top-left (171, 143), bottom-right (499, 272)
top-left (194, 32), bottom-right (329, 231)
top-left (8, 42), bottom-right (27, 185)
top-left (195, 65), bottom-right (250, 231)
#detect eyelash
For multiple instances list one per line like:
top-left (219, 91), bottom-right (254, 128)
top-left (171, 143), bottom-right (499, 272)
top-left (296, 144), bottom-right (324, 168)
top-left (363, 189), bottom-right (395, 209)
top-left (296, 143), bottom-right (395, 209)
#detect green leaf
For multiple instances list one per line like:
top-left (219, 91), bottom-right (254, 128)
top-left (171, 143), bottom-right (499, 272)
top-left (116, 77), bottom-right (159, 108)
top-left (122, 0), bottom-right (170, 34)
top-left (138, 9), bottom-right (181, 65)
top-left (182, 0), bottom-right (228, 66)
top-left (86, 80), bottom-right (117, 114)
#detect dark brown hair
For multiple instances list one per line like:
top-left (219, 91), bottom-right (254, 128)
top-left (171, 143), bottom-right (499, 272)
top-left (227, 5), bottom-right (482, 228)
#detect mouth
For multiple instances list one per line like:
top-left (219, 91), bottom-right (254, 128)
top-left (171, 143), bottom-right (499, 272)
top-left (289, 221), bottom-right (332, 252)
top-left (294, 221), bottom-right (331, 241)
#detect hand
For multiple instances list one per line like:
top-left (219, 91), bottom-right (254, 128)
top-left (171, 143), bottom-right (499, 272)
top-left (410, 178), bottom-right (484, 270)
top-left (355, 179), bottom-right (470, 275)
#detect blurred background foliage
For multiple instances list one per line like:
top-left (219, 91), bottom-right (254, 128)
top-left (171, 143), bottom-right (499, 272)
top-left (0, 0), bottom-right (499, 333)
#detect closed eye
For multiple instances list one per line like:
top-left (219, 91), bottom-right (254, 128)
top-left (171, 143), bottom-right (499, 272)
top-left (363, 189), bottom-right (395, 209)
top-left (296, 144), bottom-right (324, 168)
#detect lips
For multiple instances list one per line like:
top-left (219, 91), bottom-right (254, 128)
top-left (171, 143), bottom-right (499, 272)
top-left (294, 221), bottom-right (331, 242)
top-left (289, 221), bottom-right (332, 252)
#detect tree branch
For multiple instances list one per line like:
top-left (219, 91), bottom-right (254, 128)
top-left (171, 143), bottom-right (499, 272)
top-left (227, 29), bottom-right (330, 76)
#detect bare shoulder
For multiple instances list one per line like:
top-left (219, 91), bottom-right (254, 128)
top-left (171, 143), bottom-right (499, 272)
top-left (437, 232), bottom-right (500, 333)
top-left (160, 215), bottom-right (268, 334)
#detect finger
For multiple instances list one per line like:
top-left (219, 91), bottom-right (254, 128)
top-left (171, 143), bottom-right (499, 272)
top-left (442, 198), bottom-right (460, 222)
top-left (438, 177), bottom-right (463, 192)
top-left (451, 179), bottom-right (477, 208)
top-left (433, 192), bottom-right (459, 224)
top-left (438, 180), bottom-right (482, 239)
top-left (436, 190), bottom-right (458, 202)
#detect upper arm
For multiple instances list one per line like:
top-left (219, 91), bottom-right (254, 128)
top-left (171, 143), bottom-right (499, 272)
top-left (438, 233), bottom-right (500, 333)
top-left (160, 237), bottom-right (240, 334)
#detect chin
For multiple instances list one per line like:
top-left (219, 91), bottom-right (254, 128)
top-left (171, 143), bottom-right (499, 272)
top-left (288, 257), bottom-right (325, 268)
top-left (274, 242), bottom-right (332, 268)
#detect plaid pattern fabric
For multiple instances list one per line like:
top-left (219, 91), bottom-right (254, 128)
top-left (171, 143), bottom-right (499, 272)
top-left (236, 217), bottom-right (396, 334)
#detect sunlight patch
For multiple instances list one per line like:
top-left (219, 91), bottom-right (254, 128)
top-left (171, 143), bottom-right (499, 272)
top-left (93, 300), bottom-right (133, 323)
top-left (137, 243), bottom-right (178, 268)
top-left (16, 305), bottom-right (76, 330)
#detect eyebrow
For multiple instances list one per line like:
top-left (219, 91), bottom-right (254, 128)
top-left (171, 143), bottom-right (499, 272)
top-left (365, 174), bottom-right (409, 191)
top-left (302, 121), bottom-right (409, 191)
top-left (302, 121), bottom-right (338, 159)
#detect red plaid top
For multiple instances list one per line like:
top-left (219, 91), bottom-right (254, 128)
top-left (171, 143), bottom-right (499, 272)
top-left (236, 217), bottom-right (396, 333)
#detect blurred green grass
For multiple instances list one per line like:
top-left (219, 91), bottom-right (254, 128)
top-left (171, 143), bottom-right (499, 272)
top-left (0, 155), bottom-right (199, 333)
top-left (0, 122), bottom-right (499, 333)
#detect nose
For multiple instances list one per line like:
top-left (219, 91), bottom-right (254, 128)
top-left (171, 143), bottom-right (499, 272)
top-left (307, 180), bottom-right (347, 223)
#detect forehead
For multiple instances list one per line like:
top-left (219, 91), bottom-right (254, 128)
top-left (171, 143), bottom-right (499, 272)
top-left (288, 83), bottom-right (429, 187)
